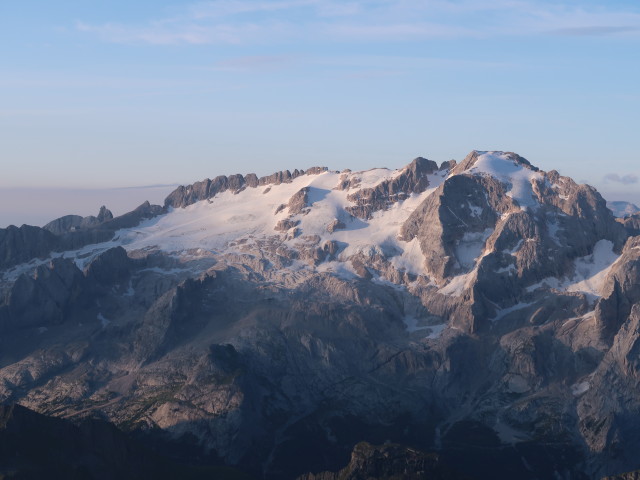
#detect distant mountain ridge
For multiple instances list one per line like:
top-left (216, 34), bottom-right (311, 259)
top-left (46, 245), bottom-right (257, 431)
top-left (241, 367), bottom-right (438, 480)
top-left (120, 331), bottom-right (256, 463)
top-left (607, 200), bottom-right (640, 218)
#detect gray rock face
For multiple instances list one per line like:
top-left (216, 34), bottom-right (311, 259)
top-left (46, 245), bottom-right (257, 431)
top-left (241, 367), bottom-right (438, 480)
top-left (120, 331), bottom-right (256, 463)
top-left (0, 224), bottom-right (59, 269)
top-left (84, 246), bottom-right (133, 285)
top-left (595, 237), bottom-right (640, 339)
top-left (326, 219), bottom-right (346, 233)
top-left (275, 219), bottom-right (299, 232)
top-left (287, 187), bottom-right (310, 215)
top-left (401, 172), bottom-right (512, 284)
top-left (401, 151), bottom-right (626, 333)
top-left (95, 201), bottom-right (164, 231)
top-left (577, 302), bottom-right (640, 478)
top-left (619, 213), bottom-right (640, 236)
top-left (1, 257), bottom-right (84, 331)
top-left (346, 157), bottom-right (440, 219)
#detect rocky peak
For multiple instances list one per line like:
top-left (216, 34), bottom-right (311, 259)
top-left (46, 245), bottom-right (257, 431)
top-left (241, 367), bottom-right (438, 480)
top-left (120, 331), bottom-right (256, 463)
top-left (400, 150), bottom-right (628, 332)
top-left (97, 205), bottom-right (114, 223)
top-left (346, 156), bottom-right (442, 219)
top-left (451, 150), bottom-right (537, 176)
top-left (43, 205), bottom-right (113, 235)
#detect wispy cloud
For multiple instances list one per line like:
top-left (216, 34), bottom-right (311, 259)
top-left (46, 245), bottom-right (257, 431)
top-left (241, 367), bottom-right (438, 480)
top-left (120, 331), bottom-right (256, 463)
top-left (206, 53), bottom-right (513, 76)
top-left (76, 20), bottom-right (291, 45)
top-left (75, 0), bottom-right (640, 45)
top-left (550, 26), bottom-right (640, 36)
top-left (187, 0), bottom-right (317, 18)
top-left (604, 173), bottom-right (639, 185)
top-left (323, 22), bottom-right (476, 40)
top-left (212, 55), bottom-right (295, 72)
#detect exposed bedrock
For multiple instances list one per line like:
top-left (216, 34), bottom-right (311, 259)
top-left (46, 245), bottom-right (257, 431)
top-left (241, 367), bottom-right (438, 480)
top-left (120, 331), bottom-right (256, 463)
top-left (595, 237), bottom-right (640, 340)
top-left (43, 205), bottom-right (114, 235)
top-left (346, 157), bottom-right (440, 219)
top-left (164, 167), bottom-right (329, 209)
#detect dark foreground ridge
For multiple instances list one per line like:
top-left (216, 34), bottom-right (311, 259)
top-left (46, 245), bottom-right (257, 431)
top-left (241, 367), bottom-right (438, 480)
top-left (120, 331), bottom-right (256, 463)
top-left (296, 441), bottom-right (470, 480)
top-left (0, 403), bottom-right (253, 480)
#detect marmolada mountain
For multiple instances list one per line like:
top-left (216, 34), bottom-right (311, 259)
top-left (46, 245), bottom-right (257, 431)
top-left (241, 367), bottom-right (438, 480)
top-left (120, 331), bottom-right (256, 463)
top-left (2, 151), bottom-right (640, 479)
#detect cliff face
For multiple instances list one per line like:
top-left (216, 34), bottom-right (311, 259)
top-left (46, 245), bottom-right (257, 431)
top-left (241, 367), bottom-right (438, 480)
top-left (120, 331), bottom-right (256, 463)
top-left (1, 151), bottom-right (639, 479)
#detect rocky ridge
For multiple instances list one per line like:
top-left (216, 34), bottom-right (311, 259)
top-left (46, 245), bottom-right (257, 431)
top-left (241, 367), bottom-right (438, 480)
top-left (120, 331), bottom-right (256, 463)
top-left (296, 441), bottom-right (468, 480)
top-left (0, 202), bottom-right (165, 271)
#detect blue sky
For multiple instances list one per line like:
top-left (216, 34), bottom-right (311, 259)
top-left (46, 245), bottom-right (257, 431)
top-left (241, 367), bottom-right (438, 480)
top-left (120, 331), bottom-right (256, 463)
top-left (1, 0), bottom-right (639, 224)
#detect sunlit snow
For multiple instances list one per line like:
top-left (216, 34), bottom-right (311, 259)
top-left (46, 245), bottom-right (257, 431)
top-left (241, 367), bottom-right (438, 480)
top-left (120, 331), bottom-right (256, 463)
top-left (465, 152), bottom-right (542, 210)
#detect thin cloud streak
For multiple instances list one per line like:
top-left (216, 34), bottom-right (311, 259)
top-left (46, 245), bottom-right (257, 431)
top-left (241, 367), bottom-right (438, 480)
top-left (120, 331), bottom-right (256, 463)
top-left (323, 22), bottom-right (477, 40)
top-left (76, 20), bottom-right (292, 45)
top-left (75, 0), bottom-right (640, 45)
top-left (187, 0), bottom-right (318, 19)
top-left (604, 173), bottom-right (639, 185)
top-left (550, 25), bottom-right (640, 36)
top-left (205, 53), bottom-right (516, 75)
top-left (212, 55), bottom-right (295, 72)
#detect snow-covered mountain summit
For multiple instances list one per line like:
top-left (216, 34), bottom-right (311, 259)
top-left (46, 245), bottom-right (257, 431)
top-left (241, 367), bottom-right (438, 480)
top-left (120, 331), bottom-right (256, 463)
top-left (1, 151), bottom-right (630, 331)
top-left (2, 150), bottom-right (640, 479)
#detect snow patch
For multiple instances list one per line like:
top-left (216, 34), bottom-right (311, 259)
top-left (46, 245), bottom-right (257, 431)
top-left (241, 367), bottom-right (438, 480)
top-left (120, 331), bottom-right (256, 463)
top-left (493, 301), bottom-right (536, 322)
top-left (439, 271), bottom-right (475, 297)
top-left (565, 240), bottom-right (619, 297)
top-left (527, 240), bottom-right (620, 298)
top-left (403, 316), bottom-right (447, 339)
top-left (426, 323), bottom-right (447, 339)
top-left (571, 381), bottom-right (590, 396)
top-left (315, 261), bottom-right (358, 280)
top-left (468, 202), bottom-right (483, 217)
top-left (455, 228), bottom-right (493, 270)
top-left (390, 238), bottom-right (425, 276)
top-left (97, 313), bottom-right (111, 328)
top-left (466, 152), bottom-right (542, 210)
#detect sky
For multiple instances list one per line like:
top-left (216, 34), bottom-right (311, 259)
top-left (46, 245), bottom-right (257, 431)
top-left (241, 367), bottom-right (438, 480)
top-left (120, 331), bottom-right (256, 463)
top-left (1, 0), bottom-right (639, 226)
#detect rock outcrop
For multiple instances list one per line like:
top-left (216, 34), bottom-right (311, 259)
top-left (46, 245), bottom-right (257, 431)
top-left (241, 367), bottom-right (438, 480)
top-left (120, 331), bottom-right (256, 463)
top-left (164, 167), bottom-right (328, 209)
top-left (297, 442), bottom-right (468, 480)
top-left (619, 213), bottom-right (640, 237)
top-left (346, 157), bottom-right (440, 219)
top-left (44, 205), bottom-right (114, 235)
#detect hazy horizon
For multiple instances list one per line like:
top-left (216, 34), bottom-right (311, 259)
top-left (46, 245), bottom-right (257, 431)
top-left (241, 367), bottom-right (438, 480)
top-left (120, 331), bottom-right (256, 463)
top-left (0, 185), bottom-right (176, 228)
top-left (1, 0), bottom-right (638, 225)
top-left (1, 161), bottom-right (639, 229)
